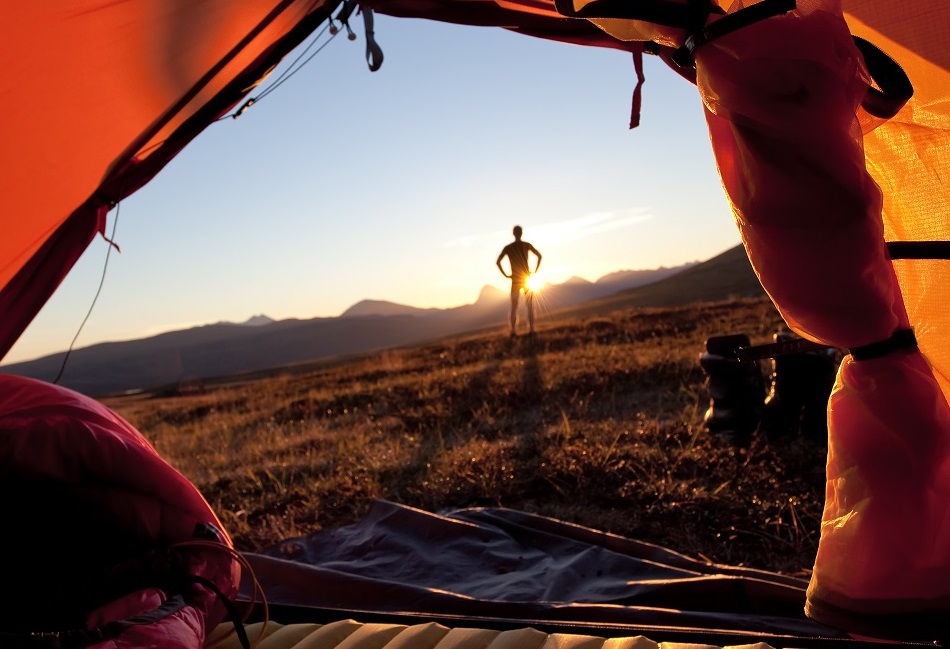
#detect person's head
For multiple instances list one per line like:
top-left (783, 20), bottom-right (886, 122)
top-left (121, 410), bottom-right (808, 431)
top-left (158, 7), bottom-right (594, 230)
top-left (513, 225), bottom-right (523, 240)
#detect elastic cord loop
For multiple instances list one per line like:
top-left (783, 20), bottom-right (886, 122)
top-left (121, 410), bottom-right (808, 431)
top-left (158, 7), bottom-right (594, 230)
top-left (849, 328), bottom-right (917, 361)
top-left (362, 7), bottom-right (384, 71)
top-left (185, 575), bottom-right (251, 649)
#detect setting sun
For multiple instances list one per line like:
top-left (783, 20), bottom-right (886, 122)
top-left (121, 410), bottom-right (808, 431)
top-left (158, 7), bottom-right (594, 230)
top-left (525, 273), bottom-right (543, 293)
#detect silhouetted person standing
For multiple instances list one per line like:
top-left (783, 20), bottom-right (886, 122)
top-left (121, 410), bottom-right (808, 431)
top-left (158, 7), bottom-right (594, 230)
top-left (496, 225), bottom-right (542, 337)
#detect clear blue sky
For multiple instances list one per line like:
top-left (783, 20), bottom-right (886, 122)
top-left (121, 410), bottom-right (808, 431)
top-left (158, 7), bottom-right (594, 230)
top-left (4, 15), bottom-right (742, 365)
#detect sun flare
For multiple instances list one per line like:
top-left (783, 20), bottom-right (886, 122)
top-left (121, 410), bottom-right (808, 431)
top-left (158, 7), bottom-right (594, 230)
top-left (525, 273), bottom-right (543, 293)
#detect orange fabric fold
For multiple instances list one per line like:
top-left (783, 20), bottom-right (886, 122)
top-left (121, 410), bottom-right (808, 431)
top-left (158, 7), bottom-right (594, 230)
top-left (691, 0), bottom-right (950, 637)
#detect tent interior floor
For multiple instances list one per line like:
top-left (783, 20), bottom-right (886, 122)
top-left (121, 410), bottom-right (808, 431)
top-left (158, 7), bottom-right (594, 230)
top-left (209, 502), bottom-right (948, 649)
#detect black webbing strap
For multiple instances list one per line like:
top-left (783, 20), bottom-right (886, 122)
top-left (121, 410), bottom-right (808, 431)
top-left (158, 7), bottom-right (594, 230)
top-left (887, 241), bottom-right (950, 259)
top-left (850, 327), bottom-right (918, 361)
top-left (665, 0), bottom-right (914, 124)
top-left (734, 337), bottom-right (833, 362)
top-left (552, 0), bottom-right (713, 29)
top-left (726, 245), bottom-right (941, 364)
top-left (734, 328), bottom-right (918, 363)
top-left (854, 35), bottom-right (914, 118)
top-left (671, 0), bottom-right (795, 67)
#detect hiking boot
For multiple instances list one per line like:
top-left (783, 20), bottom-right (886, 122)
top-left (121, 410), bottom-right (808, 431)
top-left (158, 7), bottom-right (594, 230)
top-left (762, 330), bottom-right (838, 443)
top-left (700, 333), bottom-right (765, 446)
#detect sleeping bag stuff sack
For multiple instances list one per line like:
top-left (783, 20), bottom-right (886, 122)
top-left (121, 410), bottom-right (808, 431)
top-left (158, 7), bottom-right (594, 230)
top-left (0, 373), bottom-right (241, 648)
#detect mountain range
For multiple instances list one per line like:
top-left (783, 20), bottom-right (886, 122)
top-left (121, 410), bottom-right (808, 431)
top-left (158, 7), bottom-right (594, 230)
top-left (1, 244), bottom-right (764, 396)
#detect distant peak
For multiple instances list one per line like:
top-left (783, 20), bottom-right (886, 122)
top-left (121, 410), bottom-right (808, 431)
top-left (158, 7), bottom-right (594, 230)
top-left (477, 285), bottom-right (505, 302)
top-left (240, 314), bottom-right (274, 326)
top-left (341, 299), bottom-right (427, 318)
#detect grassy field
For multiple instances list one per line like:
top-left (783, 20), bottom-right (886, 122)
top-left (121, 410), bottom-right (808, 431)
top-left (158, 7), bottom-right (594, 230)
top-left (103, 296), bottom-right (829, 576)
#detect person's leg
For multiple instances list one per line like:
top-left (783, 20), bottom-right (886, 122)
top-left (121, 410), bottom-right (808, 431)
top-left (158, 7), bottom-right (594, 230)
top-left (509, 284), bottom-right (519, 335)
top-left (526, 291), bottom-right (535, 333)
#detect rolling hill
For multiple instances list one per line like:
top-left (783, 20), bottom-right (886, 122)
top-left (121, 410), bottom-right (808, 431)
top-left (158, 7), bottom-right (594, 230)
top-left (1, 244), bottom-right (764, 396)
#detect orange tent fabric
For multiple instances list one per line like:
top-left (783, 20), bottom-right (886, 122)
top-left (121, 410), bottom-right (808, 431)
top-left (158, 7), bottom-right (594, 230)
top-left (694, 1), bottom-right (950, 638)
top-left (0, 1), bottom-right (338, 360)
top-left (5, 0), bottom-right (950, 640)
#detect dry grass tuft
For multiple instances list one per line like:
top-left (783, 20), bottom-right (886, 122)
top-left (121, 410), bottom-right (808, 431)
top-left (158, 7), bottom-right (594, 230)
top-left (104, 296), bottom-right (827, 575)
